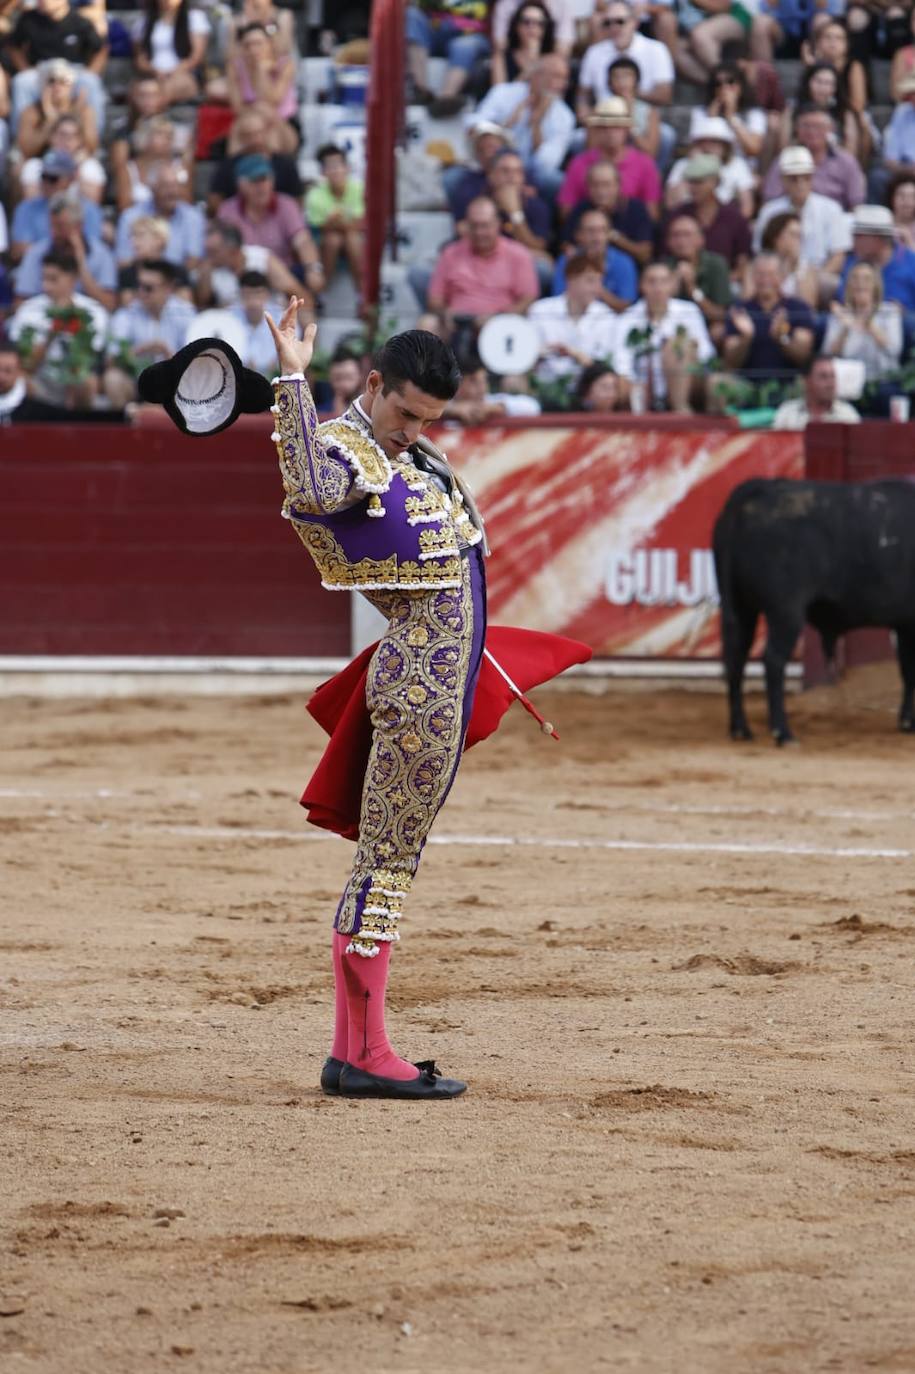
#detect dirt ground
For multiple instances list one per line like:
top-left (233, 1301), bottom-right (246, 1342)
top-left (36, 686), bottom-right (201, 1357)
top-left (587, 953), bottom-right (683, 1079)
top-left (1, 664), bottom-right (914, 1374)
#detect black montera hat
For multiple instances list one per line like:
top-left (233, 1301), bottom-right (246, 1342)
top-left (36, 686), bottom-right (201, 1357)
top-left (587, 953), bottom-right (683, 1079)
top-left (138, 337), bottom-right (273, 437)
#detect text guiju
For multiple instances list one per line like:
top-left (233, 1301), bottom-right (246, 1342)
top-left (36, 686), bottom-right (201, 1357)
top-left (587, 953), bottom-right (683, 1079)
top-left (605, 549), bottom-right (719, 607)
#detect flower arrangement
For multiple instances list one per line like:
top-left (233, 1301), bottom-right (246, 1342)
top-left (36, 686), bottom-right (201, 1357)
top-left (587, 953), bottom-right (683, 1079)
top-left (17, 304), bottom-right (99, 390)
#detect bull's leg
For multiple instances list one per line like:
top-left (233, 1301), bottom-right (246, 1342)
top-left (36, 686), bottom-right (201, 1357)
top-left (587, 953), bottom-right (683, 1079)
top-left (763, 613), bottom-right (803, 746)
top-left (723, 607), bottom-right (758, 740)
top-left (895, 627), bottom-right (915, 732)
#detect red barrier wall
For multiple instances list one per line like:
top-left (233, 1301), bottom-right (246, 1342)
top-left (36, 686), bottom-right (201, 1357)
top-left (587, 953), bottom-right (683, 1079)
top-left (1, 424), bottom-right (350, 656)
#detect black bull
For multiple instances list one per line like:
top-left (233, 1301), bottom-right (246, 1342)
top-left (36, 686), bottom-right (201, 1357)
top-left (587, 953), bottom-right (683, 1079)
top-left (713, 478), bottom-right (915, 744)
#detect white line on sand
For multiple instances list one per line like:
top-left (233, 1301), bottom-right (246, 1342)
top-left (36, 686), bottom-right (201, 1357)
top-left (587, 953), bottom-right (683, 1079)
top-left (3, 789), bottom-right (912, 825)
top-left (141, 824), bottom-right (910, 861)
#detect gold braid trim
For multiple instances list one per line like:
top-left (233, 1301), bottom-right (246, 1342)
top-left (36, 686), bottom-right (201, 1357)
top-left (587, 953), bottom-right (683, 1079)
top-left (319, 418), bottom-right (392, 495)
top-left (292, 522), bottom-right (463, 591)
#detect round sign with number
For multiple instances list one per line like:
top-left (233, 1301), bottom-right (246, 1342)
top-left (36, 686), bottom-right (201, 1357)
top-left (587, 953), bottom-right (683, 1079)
top-left (477, 314), bottom-right (540, 376)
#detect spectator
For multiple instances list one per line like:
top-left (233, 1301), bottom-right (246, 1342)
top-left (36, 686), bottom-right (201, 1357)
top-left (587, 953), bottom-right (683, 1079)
top-left (424, 195), bottom-right (539, 343)
top-left (476, 148), bottom-right (554, 285)
top-left (490, 1), bottom-right (557, 85)
top-left (226, 21), bottom-right (299, 157)
top-left (305, 145), bottom-right (366, 293)
top-left (778, 60), bottom-right (867, 162)
top-left (8, 248), bottom-right (108, 408)
top-left (0, 67), bottom-right (9, 175)
top-left (207, 107), bottom-right (303, 216)
top-left (691, 62), bottom-right (767, 163)
top-left (228, 270), bottom-right (278, 377)
top-left (447, 119), bottom-right (513, 220)
top-left (118, 214), bottom-right (189, 299)
top-left (891, 6), bottom-right (915, 101)
top-left (839, 204), bottom-right (915, 313)
top-left (0, 339), bottom-right (110, 422)
top-left (15, 59), bottom-right (98, 167)
top-left (576, 1), bottom-right (674, 118)
top-left (757, 210), bottom-right (819, 308)
top-left (718, 253), bottom-right (816, 404)
top-left (216, 157), bottom-right (323, 297)
top-left (529, 253), bottom-right (619, 386)
top-left (442, 351), bottom-right (542, 419)
top-left (665, 116), bottom-right (755, 218)
top-left (7, 0), bottom-right (107, 133)
top-left (14, 192), bottom-right (116, 311)
top-left (670, 154), bottom-right (752, 273)
top-left (103, 257), bottom-right (194, 407)
top-left (574, 360), bottom-right (625, 411)
top-left (193, 220), bottom-right (302, 310)
top-left (669, 0), bottom-right (753, 92)
top-left (607, 54), bottom-right (660, 160)
top-left (10, 149), bottom-right (104, 263)
top-left (131, 0), bottom-right (210, 108)
top-left (327, 347), bottom-right (366, 414)
top-left (18, 111), bottom-right (105, 205)
top-left (824, 261), bottom-right (904, 385)
top-left (761, 105), bottom-right (866, 211)
top-left (559, 158), bottom-right (654, 267)
top-left (664, 210), bottom-right (730, 343)
top-left (469, 55), bottom-right (575, 195)
top-left (888, 170), bottom-right (915, 250)
top-left (803, 19), bottom-right (867, 116)
top-left (882, 74), bottom-right (915, 180)
top-left (615, 261), bottom-right (714, 412)
top-left (552, 207), bottom-right (638, 311)
top-left (110, 113), bottom-right (193, 213)
top-left (406, 0), bottom-right (491, 118)
top-left (558, 98), bottom-right (662, 219)
top-left (771, 356), bottom-right (860, 428)
top-left (754, 146), bottom-right (852, 287)
top-left (116, 163), bottom-right (205, 270)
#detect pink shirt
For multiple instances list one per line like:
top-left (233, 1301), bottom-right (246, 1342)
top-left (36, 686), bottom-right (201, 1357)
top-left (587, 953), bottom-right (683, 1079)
top-left (216, 191), bottom-right (306, 267)
top-left (558, 147), bottom-right (661, 211)
top-left (428, 236), bottom-right (539, 315)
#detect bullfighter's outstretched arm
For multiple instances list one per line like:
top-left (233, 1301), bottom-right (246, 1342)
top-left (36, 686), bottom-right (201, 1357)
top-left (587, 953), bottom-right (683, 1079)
top-left (265, 303), bottom-right (359, 516)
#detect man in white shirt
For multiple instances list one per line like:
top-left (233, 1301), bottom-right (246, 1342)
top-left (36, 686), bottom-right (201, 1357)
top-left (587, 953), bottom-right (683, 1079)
top-left (229, 271), bottom-right (280, 378)
top-left (468, 55), bottom-right (576, 196)
top-left (614, 260), bottom-right (714, 411)
top-left (771, 357), bottom-right (861, 429)
top-left (103, 257), bottom-right (195, 407)
top-left (577, 1), bottom-right (674, 117)
top-left (753, 146), bottom-right (852, 280)
top-left (528, 253), bottom-right (619, 385)
top-left (8, 247), bottom-right (108, 408)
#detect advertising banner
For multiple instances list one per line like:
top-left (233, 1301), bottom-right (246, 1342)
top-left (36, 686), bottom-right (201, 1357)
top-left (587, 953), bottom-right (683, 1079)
top-left (435, 425), bottom-right (804, 659)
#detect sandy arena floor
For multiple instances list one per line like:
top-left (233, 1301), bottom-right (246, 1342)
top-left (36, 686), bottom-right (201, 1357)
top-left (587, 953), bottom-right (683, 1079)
top-left (1, 666), bottom-right (914, 1374)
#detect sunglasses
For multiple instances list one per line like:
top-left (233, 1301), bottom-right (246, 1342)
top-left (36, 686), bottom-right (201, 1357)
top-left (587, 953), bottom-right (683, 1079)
top-left (714, 75), bottom-right (738, 85)
top-left (520, 14), bottom-right (547, 24)
top-left (605, 15), bottom-right (631, 26)
top-left (137, 281), bottom-right (159, 292)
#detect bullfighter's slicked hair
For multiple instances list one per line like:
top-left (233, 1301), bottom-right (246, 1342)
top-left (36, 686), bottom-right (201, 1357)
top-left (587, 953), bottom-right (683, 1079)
top-left (374, 331), bottom-right (462, 401)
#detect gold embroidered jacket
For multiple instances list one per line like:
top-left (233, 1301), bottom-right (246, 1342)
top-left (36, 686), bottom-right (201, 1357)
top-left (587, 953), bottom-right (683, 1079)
top-left (271, 376), bottom-right (482, 592)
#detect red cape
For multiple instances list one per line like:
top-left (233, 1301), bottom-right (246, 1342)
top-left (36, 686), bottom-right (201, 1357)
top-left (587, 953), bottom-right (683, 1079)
top-left (302, 626), bottom-right (592, 839)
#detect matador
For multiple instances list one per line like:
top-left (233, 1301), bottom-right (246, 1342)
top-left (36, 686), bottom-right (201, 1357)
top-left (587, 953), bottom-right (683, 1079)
top-left (139, 308), bottom-right (589, 1101)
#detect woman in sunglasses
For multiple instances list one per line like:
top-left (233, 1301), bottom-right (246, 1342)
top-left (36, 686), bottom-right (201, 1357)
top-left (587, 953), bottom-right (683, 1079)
top-left (491, 1), bottom-right (555, 86)
top-left (692, 62), bottom-right (767, 163)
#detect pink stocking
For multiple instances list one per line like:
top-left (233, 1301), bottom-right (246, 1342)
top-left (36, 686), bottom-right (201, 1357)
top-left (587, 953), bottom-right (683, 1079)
top-left (331, 932), bottom-right (349, 1061)
top-left (341, 936), bottom-right (419, 1080)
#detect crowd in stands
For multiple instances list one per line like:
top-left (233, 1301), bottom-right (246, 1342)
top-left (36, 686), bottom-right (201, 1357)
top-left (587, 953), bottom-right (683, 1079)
top-left (2, 0), bottom-right (915, 427)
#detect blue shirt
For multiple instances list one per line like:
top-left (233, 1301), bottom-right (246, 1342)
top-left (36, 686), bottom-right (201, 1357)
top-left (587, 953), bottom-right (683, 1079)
top-left (14, 235), bottom-right (117, 299)
top-left (839, 246), bottom-right (915, 312)
top-left (725, 293), bottom-right (817, 379)
top-left (883, 103), bottom-right (915, 165)
top-left (115, 201), bottom-right (206, 267)
top-left (11, 195), bottom-right (103, 248)
top-left (108, 296), bottom-right (196, 359)
top-left (552, 245), bottom-right (638, 304)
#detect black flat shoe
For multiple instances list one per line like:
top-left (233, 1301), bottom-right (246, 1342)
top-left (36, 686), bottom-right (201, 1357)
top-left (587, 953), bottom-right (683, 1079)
top-left (337, 1060), bottom-right (467, 1100)
top-left (320, 1056), bottom-right (345, 1094)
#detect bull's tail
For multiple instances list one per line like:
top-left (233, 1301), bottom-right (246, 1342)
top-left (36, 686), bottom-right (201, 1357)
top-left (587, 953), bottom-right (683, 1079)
top-left (713, 485), bottom-right (760, 740)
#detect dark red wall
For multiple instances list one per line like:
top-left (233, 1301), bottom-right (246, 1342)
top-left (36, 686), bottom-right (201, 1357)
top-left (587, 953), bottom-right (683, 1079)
top-left (803, 421), bottom-right (915, 684)
top-left (1, 422), bottom-right (350, 656)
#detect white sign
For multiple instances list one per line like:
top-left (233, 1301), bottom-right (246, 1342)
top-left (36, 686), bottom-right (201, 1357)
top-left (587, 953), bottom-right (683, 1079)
top-left (605, 549), bottom-right (719, 608)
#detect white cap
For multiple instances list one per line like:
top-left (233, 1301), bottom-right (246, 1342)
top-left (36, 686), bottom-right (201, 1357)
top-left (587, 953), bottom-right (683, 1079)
top-left (778, 145), bottom-right (815, 176)
top-left (690, 115), bottom-right (735, 145)
top-left (851, 204), bottom-right (895, 237)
